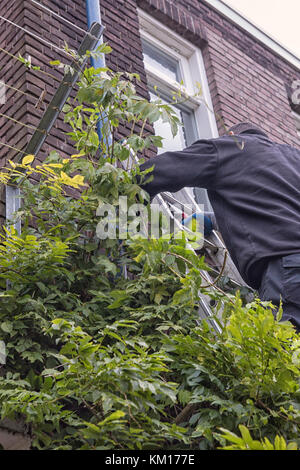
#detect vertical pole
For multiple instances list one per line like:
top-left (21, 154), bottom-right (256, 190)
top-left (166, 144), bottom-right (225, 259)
top-left (85, 0), bottom-right (112, 151)
top-left (86, 0), bottom-right (104, 69)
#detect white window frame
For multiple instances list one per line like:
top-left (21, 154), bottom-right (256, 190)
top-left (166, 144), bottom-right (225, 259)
top-left (138, 8), bottom-right (219, 140)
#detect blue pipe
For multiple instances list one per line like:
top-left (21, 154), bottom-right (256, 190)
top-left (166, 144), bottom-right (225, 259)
top-left (86, 0), bottom-right (105, 69)
top-left (85, 0), bottom-right (112, 152)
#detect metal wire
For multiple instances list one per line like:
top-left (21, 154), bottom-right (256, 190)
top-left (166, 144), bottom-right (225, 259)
top-left (0, 14), bottom-right (74, 58)
top-left (0, 81), bottom-right (32, 100)
top-left (30, 0), bottom-right (101, 41)
top-left (0, 46), bottom-right (61, 82)
top-left (0, 140), bottom-right (30, 156)
top-left (0, 112), bottom-right (46, 135)
top-left (0, 82), bottom-right (69, 115)
top-left (0, 81), bottom-right (46, 106)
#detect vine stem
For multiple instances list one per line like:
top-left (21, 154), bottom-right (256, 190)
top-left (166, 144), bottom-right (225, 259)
top-left (162, 259), bottom-right (183, 280)
top-left (255, 399), bottom-right (299, 425)
top-left (166, 249), bottom-right (229, 290)
top-left (139, 118), bottom-right (147, 138)
top-left (174, 403), bottom-right (198, 424)
top-left (200, 251), bottom-right (228, 288)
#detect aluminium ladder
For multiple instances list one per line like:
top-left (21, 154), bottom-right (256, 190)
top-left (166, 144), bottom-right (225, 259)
top-left (154, 187), bottom-right (248, 333)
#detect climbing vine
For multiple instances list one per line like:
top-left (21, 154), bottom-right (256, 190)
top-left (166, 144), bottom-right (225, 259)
top-left (0, 44), bottom-right (300, 450)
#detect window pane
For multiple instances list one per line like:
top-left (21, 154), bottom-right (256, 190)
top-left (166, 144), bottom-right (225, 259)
top-left (150, 91), bottom-right (186, 153)
top-left (142, 40), bottom-right (181, 82)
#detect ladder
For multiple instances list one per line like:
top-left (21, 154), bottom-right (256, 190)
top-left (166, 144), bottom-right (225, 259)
top-left (154, 187), bottom-right (247, 333)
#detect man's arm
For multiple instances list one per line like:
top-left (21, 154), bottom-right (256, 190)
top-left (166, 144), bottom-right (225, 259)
top-left (138, 139), bottom-right (218, 199)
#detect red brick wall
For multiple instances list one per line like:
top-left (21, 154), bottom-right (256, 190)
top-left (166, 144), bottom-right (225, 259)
top-left (1, 0), bottom-right (300, 226)
top-left (0, 1), bottom-right (151, 163)
top-left (0, 0), bottom-right (88, 161)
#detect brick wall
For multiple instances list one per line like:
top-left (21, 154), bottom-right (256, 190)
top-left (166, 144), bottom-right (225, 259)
top-left (0, 0), bottom-right (300, 228)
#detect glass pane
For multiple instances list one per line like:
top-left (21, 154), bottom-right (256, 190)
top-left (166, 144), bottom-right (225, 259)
top-left (149, 91), bottom-right (186, 153)
top-left (149, 90), bottom-right (212, 211)
top-left (142, 40), bottom-right (181, 82)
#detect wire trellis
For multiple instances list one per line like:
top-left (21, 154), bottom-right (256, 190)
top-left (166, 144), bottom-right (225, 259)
top-left (0, 7), bottom-right (94, 161)
top-left (0, 14), bottom-right (74, 57)
top-left (30, 0), bottom-right (100, 41)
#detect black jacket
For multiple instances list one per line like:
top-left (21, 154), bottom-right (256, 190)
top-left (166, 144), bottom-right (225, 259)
top-left (139, 130), bottom-right (300, 289)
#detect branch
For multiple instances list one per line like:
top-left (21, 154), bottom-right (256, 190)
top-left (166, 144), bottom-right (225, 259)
top-left (174, 403), bottom-right (198, 425)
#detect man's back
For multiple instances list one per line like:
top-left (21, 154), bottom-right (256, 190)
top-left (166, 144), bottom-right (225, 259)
top-left (208, 132), bottom-right (300, 288)
top-left (140, 129), bottom-right (300, 289)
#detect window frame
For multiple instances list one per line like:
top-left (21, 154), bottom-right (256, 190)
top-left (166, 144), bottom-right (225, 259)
top-left (138, 9), bottom-right (219, 212)
top-left (138, 8), bottom-right (219, 140)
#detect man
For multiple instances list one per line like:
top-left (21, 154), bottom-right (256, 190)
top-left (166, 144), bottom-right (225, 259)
top-left (139, 122), bottom-right (300, 331)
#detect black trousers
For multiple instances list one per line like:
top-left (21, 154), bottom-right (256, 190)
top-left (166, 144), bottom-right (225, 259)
top-left (258, 253), bottom-right (300, 332)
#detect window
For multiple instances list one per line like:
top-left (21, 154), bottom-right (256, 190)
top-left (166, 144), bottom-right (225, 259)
top-left (138, 9), bottom-right (218, 211)
top-left (142, 38), bottom-right (198, 151)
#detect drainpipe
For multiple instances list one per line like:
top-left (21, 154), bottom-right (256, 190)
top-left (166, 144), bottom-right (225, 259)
top-left (86, 0), bottom-right (104, 69)
top-left (85, 0), bottom-right (111, 151)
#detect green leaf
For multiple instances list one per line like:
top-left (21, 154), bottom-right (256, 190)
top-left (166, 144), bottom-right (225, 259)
top-left (1, 322), bottom-right (13, 334)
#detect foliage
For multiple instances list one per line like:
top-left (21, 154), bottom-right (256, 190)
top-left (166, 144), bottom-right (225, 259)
top-left (217, 425), bottom-right (298, 450)
top-left (0, 44), bottom-right (300, 450)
